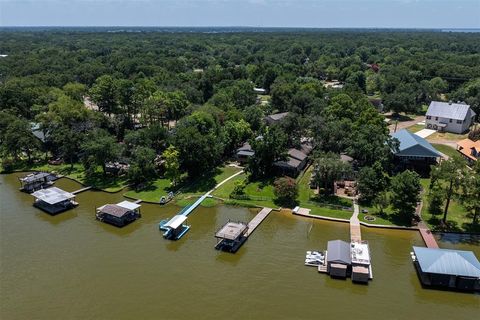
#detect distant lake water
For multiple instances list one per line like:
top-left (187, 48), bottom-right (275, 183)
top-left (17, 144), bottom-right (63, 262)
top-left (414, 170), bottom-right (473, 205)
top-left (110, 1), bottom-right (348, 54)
top-left (1, 173), bottom-right (479, 319)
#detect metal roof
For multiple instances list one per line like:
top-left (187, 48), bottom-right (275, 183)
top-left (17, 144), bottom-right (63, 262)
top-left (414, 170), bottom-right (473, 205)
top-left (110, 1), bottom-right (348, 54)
top-left (164, 215), bottom-right (187, 229)
top-left (413, 246), bottom-right (480, 278)
top-left (391, 129), bottom-right (441, 158)
top-left (288, 148), bottom-right (307, 161)
top-left (117, 200), bottom-right (141, 211)
top-left (426, 101), bottom-right (474, 120)
top-left (266, 112), bottom-right (289, 121)
top-left (32, 187), bottom-right (75, 205)
top-left (20, 172), bottom-right (51, 183)
top-left (327, 240), bottom-right (351, 265)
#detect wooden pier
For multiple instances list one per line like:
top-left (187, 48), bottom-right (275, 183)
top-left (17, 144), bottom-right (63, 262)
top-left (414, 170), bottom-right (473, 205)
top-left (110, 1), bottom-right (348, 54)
top-left (245, 207), bottom-right (272, 237)
top-left (350, 202), bottom-right (362, 242)
top-left (418, 224), bottom-right (439, 248)
top-left (72, 186), bottom-right (92, 195)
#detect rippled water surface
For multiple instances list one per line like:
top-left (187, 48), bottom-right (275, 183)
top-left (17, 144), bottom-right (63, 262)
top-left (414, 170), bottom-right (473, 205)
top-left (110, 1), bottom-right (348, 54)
top-left (1, 173), bottom-right (478, 319)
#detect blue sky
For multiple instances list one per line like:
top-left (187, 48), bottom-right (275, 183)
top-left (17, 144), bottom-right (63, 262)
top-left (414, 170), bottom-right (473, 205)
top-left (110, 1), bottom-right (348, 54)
top-left (0, 0), bottom-right (479, 28)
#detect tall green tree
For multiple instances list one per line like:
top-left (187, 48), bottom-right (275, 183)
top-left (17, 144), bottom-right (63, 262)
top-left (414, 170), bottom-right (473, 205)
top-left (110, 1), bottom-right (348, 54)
top-left (459, 162), bottom-right (480, 224)
top-left (357, 162), bottom-right (390, 203)
top-left (312, 152), bottom-right (352, 194)
top-left (163, 145), bottom-right (181, 187)
top-left (390, 170), bottom-right (421, 220)
top-left (89, 75), bottom-right (118, 115)
top-left (430, 157), bottom-right (465, 223)
top-left (81, 129), bottom-right (121, 175)
top-left (128, 146), bottom-right (157, 186)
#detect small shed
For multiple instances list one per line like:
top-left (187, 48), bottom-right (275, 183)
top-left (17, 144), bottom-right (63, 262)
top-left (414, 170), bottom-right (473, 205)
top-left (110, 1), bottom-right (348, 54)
top-left (326, 240), bottom-right (352, 278)
top-left (31, 187), bottom-right (77, 215)
top-left (19, 172), bottom-right (56, 193)
top-left (215, 221), bottom-right (249, 253)
top-left (96, 201), bottom-right (141, 227)
top-left (160, 215), bottom-right (190, 240)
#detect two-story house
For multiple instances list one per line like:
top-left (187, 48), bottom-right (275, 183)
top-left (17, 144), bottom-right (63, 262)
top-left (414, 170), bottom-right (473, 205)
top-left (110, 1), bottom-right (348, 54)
top-left (425, 101), bottom-right (476, 134)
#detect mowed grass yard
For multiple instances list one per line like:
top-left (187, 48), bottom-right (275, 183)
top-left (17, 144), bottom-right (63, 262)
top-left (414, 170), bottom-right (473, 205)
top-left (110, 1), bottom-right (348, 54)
top-left (213, 165), bottom-right (354, 219)
top-left (9, 161), bottom-right (129, 192)
top-left (431, 143), bottom-right (459, 159)
top-left (125, 165), bottom-right (243, 204)
top-left (419, 178), bottom-right (478, 233)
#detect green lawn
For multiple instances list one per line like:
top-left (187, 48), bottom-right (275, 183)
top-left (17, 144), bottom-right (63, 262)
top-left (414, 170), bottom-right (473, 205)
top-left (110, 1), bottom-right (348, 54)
top-left (7, 161), bottom-right (129, 192)
top-left (406, 124), bottom-right (425, 133)
top-left (124, 178), bottom-right (173, 202)
top-left (420, 178), bottom-right (478, 232)
top-left (213, 166), bottom-right (354, 219)
top-left (431, 144), bottom-right (459, 159)
top-left (427, 131), bottom-right (469, 141)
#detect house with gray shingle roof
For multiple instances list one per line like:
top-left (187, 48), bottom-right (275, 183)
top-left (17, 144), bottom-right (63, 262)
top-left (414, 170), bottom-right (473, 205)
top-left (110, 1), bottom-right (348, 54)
top-left (426, 101), bottom-right (476, 134)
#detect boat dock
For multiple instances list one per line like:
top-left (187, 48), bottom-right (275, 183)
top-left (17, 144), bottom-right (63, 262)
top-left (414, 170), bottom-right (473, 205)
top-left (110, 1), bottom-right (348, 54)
top-left (245, 207), bottom-right (272, 237)
top-left (418, 224), bottom-right (439, 248)
top-left (72, 186), bottom-right (92, 195)
top-left (350, 201), bottom-right (362, 242)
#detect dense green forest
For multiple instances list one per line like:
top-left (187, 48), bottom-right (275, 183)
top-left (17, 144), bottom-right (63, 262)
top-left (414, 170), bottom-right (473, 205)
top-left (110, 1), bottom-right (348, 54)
top-left (1, 30), bottom-right (479, 228)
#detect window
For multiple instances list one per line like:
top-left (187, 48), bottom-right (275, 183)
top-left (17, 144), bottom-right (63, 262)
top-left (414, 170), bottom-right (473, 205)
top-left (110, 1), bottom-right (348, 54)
top-left (426, 116), bottom-right (431, 120)
top-left (457, 120), bottom-right (462, 124)
top-left (435, 117), bottom-right (438, 121)
top-left (449, 119), bottom-right (452, 123)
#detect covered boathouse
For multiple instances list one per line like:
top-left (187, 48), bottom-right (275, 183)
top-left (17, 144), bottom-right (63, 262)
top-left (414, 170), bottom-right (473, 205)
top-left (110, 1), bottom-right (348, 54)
top-left (326, 240), bottom-right (352, 278)
top-left (96, 201), bottom-right (141, 227)
top-left (215, 221), bottom-right (248, 253)
top-left (19, 172), bottom-right (56, 193)
top-left (412, 246), bottom-right (480, 292)
top-left (159, 215), bottom-right (190, 240)
top-left (31, 187), bottom-right (77, 214)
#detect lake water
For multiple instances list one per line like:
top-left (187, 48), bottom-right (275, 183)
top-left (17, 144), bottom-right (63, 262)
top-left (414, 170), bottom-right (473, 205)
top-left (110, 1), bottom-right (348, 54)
top-left (0, 173), bottom-right (478, 319)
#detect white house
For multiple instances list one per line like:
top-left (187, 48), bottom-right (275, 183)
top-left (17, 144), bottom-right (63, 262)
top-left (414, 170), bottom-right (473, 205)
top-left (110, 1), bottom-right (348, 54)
top-left (425, 101), bottom-right (476, 134)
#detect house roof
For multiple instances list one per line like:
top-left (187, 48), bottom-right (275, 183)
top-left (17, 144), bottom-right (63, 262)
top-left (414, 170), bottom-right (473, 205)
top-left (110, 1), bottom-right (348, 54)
top-left (457, 138), bottom-right (480, 161)
top-left (274, 157), bottom-right (302, 170)
top-left (100, 204), bottom-right (131, 218)
top-left (237, 150), bottom-right (255, 157)
top-left (266, 112), bottom-right (289, 122)
top-left (413, 246), bottom-right (480, 278)
top-left (426, 101), bottom-right (475, 120)
top-left (391, 129), bottom-right (441, 158)
top-left (327, 240), bottom-right (351, 265)
top-left (32, 187), bottom-right (75, 205)
top-left (288, 148), bottom-right (307, 161)
top-left (237, 142), bottom-right (253, 152)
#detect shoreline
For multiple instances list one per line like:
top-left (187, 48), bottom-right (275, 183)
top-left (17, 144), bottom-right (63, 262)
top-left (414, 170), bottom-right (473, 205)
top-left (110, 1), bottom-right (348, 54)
top-left (7, 170), bottom-right (479, 235)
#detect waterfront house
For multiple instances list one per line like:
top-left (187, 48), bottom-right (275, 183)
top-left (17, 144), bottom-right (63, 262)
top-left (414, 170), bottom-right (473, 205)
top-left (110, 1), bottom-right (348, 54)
top-left (391, 129), bottom-right (441, 174)
top-left (456, 138), bottom-right (480, 166)
top-left (326, 240), bottom-right (352, 278)
top-left (425, 101), bottom-right (476, 134)
top-left (214, 221), bottom-right (249, 253)
top-left (19, 172), bottom-right (56, 193)
top-left (96, 200), bottom-right (141, 227)
top-left (31, 187), bottom-right (77, 214)
top-left (264, 112), bottom-right (289, 125)
top-left (236, 142), bottom-right (255, 164)
top-left (412, 246), bottom-right (480, 292)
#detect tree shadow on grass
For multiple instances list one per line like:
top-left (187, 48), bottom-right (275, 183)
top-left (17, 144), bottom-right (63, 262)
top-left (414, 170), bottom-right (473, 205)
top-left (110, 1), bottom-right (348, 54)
top-left (178, 167), bottom-right (221, 194)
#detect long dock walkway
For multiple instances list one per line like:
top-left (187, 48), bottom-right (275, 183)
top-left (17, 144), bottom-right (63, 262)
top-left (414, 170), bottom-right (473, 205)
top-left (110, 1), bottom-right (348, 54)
top-left (173, 170), bottom-right (245, 218)
top-left (245, 207), bottom-right (272, 237)
top-left (350, 201), bottom-right (362, 242)
top-left (72, 186), bottom-right (92, 195)
top-left (416, 198), bottom-right (439, 248)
